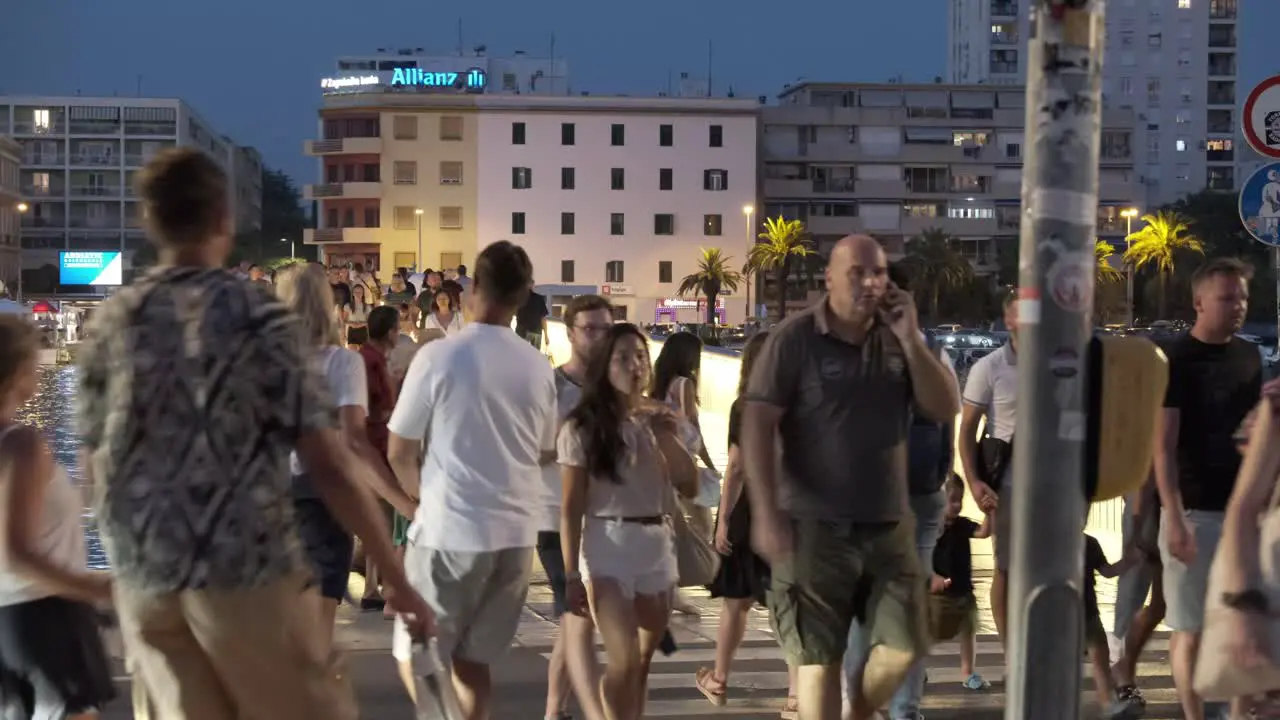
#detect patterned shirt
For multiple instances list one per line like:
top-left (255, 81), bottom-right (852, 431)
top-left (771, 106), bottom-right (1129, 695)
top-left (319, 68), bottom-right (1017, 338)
top-left (77, 266), bottom-right (336, 592)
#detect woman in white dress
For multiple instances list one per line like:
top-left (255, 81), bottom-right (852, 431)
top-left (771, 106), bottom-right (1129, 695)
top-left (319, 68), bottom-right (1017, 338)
top-left (420, 287), bottom-right (464, 336)
top-left (344, 283), bottom-right (372, 347)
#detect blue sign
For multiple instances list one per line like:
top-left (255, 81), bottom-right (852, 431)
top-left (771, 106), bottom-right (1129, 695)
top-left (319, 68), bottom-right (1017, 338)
top-left (390, 67), bottom-right (487, 91)
top-left (1239, 162), bottom-right (1280, 247)
top-left (59, 251), bottom-right (123, 286)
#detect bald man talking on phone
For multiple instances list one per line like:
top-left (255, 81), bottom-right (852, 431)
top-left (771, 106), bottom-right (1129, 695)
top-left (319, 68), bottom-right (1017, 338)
top-left (741, 235), bottom-right (960, 720)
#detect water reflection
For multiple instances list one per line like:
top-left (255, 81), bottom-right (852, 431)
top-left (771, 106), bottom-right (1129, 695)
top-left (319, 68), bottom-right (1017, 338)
top-left (15, 365), bottom-right (109, 569)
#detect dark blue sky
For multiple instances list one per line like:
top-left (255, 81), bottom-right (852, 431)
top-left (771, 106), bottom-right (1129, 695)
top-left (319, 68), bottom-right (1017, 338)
top-left (3, 1), bottom-right (1276, 183)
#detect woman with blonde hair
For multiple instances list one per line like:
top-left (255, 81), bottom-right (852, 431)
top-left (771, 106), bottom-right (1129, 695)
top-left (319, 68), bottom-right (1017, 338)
top-left (275, 263), bottom-right (417, 656)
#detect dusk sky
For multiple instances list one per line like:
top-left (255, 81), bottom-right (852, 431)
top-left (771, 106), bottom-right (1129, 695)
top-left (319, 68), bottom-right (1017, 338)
top-left (4, 1), bottom-right (1277, 183)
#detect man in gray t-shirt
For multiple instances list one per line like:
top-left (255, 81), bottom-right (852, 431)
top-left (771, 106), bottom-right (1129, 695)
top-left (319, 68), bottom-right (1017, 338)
top-left (741, 235), bottom-right (961, 720)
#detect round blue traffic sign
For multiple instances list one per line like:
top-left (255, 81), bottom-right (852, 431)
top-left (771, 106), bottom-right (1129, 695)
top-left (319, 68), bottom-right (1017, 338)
top-left (1238, 162), bottom-right (1280, 247)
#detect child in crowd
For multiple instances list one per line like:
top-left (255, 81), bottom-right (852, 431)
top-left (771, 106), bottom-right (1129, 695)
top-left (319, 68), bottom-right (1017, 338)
top-left (930, 475), bottom-right (992, 691)
top-left (1084, 533), bottom-right (1144, 719)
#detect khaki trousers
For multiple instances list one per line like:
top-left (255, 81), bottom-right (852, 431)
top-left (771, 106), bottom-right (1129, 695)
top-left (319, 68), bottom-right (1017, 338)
top-left (115, 573), bottom-right (359, 720)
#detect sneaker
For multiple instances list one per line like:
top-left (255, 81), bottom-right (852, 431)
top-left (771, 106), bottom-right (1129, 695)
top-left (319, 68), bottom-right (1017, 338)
top-left (1115, 685), bottom-right (1146, 708)
top-left (963, 673), bottom-right (991, 691)
top-left (1103, 699), bottom-right (1143, 720)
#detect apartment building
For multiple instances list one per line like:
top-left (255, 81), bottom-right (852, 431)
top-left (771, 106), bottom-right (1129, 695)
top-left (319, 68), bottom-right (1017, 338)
top-left (947, 0), bottom-right (1241, 205)
top-left (761, 82), bottom-right (1140, 294)
top-left (324, 47), bottom-right (570, 98)
top-left (0, 96), bottom-right (263, 282)
top-left (305, 90), bottom-right (758, 324)
top-left (0, 138), bottom-right (19, 292)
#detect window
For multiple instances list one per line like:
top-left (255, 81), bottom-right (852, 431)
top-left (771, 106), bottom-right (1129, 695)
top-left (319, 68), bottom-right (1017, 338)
top-left (327, 165), bottom-right (339, 183)
top-left (393, 161), bottom-right (417, 185)
top-left (703, 214), bottom-right (723, 236)
top-left (654, 214), bottom-right (675, 235)
top-left (610, 213), bottom-right (625, 235)
top-left (658, 261), bottom-right (673, 284)
top-left (511, 212), bottom-right (526, 235)
top-left (394, 206), bottom-right (418, 230)
top-left (342, 208), bottom-right (355, 227)
top-left (439, 116), bottom-right (463, 141)
top-left (33, 109), bottom-right (51, 132)
top-left (393, 115), bottom-right (417, 140)
top-left (439, 161), bottom-right (463, 185)
top-left (709, 124), bottom-right (723, 147)
top-left (439, 206), bottom-right (463, 229)
top-left (327, 208), bottom-right (339, 228)
top-left (364, 207), bottom-right (379, 227)
top-left (610, 168), bottom-right (625, 190)
top-left (610, 124), bottom-right (625, 146)
top-left (561, 123), bottom-right (575, 146)
top-left (512, 166), bottom-right (533, 189)
top-left (659, 124), bottom-right (673, 147)
top-left (1176, 138), bottom-right (1188, 152)
top-left (1148, 32), bottom-right (1162, 48)
top-left (703, 169), bottom-right (728, 191)
top-left (362, 163), bottom-right (379, 182)
top-left (1178, 0), bottom-right (1190, 7)
top-left (561, 167), bottom-right (575, 190)
top-left (512, 122), bottom-right (526, 145)
top-left (1120, 76), bottom-right (1133, 95)
top-left (659, 168), bottom-right (673, 190)
top-left (1176, 110), bottom-right (1192, 125)
top-left (947, 205), bottom-right (995, 219)
top-left (561, 212), bottom-right (575, 235)
top-left (605, 260), bottom-right (625, 283)
top-left (1147, 78), bottom-right (1161, 106)
top-left (561, 260), bottom-right (575, 283)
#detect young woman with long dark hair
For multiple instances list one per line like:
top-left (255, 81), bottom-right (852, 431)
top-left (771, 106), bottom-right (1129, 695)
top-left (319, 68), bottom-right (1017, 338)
top-left (559, 323), bottom-right (697, 720)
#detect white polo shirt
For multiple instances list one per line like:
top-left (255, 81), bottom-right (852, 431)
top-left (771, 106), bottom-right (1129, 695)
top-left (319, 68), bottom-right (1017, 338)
top-left (962, 342), bottom-right (1018, 442)
top-left (388, 323), bottom-right (556, 551)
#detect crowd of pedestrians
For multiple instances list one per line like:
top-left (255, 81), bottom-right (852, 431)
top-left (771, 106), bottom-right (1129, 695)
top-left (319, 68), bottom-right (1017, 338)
top-left (1, 144), bottom-right (1280, 720)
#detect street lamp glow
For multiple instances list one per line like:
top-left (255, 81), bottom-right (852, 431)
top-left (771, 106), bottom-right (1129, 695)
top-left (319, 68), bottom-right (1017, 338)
top-left (742, 204), bottom-right (754, 215)
top-left (414, 208), bottom-right (425, 215)
top-left (15, 202), bottom-right (28, 213)
top-left (1120, 207), bottom-right (1139, 218)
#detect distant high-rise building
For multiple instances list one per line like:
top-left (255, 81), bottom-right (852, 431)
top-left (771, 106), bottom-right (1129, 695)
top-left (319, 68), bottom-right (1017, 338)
top-left (0, 96), bottom-right (263, 291)
top-left (947, 0), bottom-right (1241, 206)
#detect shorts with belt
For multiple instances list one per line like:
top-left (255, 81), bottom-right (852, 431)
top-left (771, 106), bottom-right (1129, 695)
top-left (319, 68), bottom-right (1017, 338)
top-left (581, 516), bottom-right (677, 599)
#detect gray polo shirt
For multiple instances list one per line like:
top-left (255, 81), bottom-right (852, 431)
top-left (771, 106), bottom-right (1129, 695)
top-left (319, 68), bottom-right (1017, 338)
top-left (745, 302), bottom-right (914, 523)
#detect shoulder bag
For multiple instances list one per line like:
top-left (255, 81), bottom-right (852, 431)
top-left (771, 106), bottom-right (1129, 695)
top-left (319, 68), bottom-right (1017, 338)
top-left (650, 416), bottom-right (719, 587)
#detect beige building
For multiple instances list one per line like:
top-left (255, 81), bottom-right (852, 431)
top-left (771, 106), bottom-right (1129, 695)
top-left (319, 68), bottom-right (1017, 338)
top-left (0, 137), bottom-right (19, 293)
top-left (304, 98), bottom-right (479, 275)
top-left (760, 81), bottom-right (1141, 285)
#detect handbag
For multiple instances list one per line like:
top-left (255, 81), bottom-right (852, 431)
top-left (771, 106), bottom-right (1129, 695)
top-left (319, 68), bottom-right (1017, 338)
top-left (670, 490), bottom-right (720, 587)
top-left (1195, 400), bottom-right (1280, 700)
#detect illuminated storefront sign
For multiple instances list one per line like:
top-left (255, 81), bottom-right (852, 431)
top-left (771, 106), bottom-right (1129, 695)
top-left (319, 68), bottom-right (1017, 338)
top-left (320, 75), bottom-right (380, 90)
top-left (390, 67), bottom-right (488, 90)
top-left (655, 296), bottom-right (726, 323)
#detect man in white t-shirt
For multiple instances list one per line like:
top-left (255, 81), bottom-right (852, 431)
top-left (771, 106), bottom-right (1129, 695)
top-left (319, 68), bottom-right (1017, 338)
top-left (957, 293), bottom-right (1018, 654)
top-left (386, 241), bottom-right (556, 719)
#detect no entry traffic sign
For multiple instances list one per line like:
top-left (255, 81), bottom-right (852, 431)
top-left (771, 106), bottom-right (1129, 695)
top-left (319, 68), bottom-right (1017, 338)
top-left (1243, 75), bottom-right (1280, 159)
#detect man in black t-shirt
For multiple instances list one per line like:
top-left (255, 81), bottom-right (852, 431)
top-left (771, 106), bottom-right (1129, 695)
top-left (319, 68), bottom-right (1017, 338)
top-left (1154, 257), bottom-right (1261, 720)
top-left (515, 286), bottom-right (550, 349)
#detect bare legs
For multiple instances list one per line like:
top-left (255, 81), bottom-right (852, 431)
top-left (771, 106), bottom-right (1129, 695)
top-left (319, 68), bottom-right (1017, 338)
top-left (544, 626), bottom-right (571, 719)
top-left (588, 579), bottom-right (671, 720)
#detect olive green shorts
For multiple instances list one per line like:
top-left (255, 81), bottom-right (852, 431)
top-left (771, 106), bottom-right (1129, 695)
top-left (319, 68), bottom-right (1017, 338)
top-left (929, 592), bottom-right (978, 642)
top-left (767, 518), bottom-right (930, 667)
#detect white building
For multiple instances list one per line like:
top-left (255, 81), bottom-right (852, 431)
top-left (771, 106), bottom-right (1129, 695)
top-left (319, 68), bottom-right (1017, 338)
top-left (947, 0), bottom-right (1241, 206)
top-left (475, 96), bottom-right (759, 324)
top-left (0, 96), bottom-right (262, 288)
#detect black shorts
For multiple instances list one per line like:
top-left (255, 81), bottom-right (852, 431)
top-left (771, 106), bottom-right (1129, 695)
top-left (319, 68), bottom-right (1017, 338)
top-left (0, 595), bottom-right (115, 718)
top-left (347, 325), bottom-right (368, 346)
top-left (294, 497), bottom-right (355, 600)
top-left (535, 531), bottom-right (568, 618)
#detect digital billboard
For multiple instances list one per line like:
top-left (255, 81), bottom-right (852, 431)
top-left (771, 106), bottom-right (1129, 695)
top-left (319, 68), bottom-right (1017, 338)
top-left (59, 251), bottom-right (123, 286)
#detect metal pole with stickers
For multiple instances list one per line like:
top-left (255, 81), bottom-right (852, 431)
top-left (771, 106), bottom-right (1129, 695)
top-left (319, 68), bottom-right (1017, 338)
top-left (1008, 2), bottom-right (1104, 717)
top-left (1238, 73), bottom-right (1280, 367)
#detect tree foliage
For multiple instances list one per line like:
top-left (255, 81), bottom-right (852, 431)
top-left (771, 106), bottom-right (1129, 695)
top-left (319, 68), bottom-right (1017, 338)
top-left (678, 247), bottom-right (742, 329)
top-left (900, 228), bottom-right (975, 322)
top-left (745, 217), bottom-right (813, 321)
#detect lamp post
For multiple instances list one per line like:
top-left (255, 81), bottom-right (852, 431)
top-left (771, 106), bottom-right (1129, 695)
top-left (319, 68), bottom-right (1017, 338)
top-left (742, 204), bottom-right (754, 324)
top-left (1120, 207), bottom-right (1139, 325)
top-left (15, 202), bottom-right (29, 302)
top-left (280, 236), bottom-right (294, 259)
top-left (414, 208), bottom-right (425, 271)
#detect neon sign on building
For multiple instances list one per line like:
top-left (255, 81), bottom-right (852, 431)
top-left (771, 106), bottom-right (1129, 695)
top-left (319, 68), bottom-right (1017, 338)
top-left (321, 76), bottom-right (379, 90)
top-left (390, 67), bottom-right (488, 90)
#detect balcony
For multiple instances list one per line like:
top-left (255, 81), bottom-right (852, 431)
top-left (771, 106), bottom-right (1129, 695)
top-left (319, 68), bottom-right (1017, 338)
top-left (69, 184), bottom-right (122, 198)
top-left (305, 137), bottom-right (383, 156)
top-left (1208, 54), bottom-right (1237, 77)
top-left (12, 120), bottom-right (65, 135)
top-left (1208, 82), bottom-right (1236, 106)
top-left (1209, 0), bottom-right (1237, 19)
top-left (21, 216), bottom-right (65, 229)
top-left (812, 177), bottom-right (857, 194)
top-left (1208, 28), bottom-right (1236, 48)
top-left (123, 122), bottom-right (177, 136)
top-left (20, 184), bottom-right (64, 198)
top-left (303, 181), bottom-right (381, 200)
top-left (303, 227), bottom-right (381, 245)
top-left (68, 215), bottom-right (123, 230)
top-left (68, 121), bottom-right (122, 135)
top-left (991, 1), bottom-right (1017, 16)
top-left (69, 153), bottom-right (121, 167)
top-left (22, 153), bottom-right (64, 167)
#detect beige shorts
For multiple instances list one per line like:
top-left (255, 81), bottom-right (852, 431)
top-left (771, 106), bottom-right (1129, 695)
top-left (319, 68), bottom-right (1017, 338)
top-left (115, 572), bottom-right (358, 720)
top-left (391, 545), bottom-right (533, 664)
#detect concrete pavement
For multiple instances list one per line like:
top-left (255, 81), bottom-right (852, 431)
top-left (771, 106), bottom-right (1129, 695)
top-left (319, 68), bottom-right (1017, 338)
top-left (97, 534), bottom-right (1178, 719)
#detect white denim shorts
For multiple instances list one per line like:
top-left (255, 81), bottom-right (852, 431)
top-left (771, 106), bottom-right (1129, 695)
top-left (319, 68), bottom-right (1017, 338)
top-left (581, 518), bottom-right (678, 599)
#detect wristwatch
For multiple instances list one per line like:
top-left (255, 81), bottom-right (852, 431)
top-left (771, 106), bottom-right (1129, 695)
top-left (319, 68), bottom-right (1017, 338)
top-left (1222, 589), bottom-right (1269, 614)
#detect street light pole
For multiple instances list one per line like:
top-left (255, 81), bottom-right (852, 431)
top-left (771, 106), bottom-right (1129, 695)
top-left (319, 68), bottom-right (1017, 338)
top-left (1121, 207), bottom-right (1139, 325)
top-left (414, 208), bottom-right (425, 271)
top-left (281, 237), bottom-right (294, 259)
top-left (742, 204), bottom-right (754, 324)
top-left (15, 202), bottom-right (29, 302)
top-left (1008, 2), bottom-right (1105, 719)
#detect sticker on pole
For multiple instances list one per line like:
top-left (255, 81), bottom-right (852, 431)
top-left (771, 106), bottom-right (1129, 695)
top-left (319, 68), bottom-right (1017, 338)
top-left (1237, 163), bottom-right (1280, 247)
top-left (1243, 75), bottom-right (1280, 159)
top-left (1041, 239), bottom-right (1093, 314)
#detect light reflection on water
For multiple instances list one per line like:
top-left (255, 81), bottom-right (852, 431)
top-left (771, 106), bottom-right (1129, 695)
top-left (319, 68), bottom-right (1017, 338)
top-left (15, 365), bottom-right (109, 569)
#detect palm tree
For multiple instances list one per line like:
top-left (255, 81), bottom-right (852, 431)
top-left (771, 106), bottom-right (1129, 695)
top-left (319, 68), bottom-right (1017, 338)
top-left (1122, 210), bottom-right (1204, 319)
top-left (677, 248), bottom-right (742, 328)
top-left (1094, 240), bottom-right (1124, 284)
top-left (899, 228), bottom-right (974, 321)
top-left (744, 216), bottom-right (814, 321)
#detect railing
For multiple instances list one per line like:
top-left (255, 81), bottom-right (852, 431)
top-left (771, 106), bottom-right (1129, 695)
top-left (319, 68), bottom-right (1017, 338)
top-left (124, 154), bottom-right (150, 166)
top-left (812, 177), bottom-right (857, 193)
top-left (67, 217), bottom-right (122, 229)
top-left (22, 154), bottom-right (64, 165)
top-left (123, 122), bottom-right (177, 135)
top-left (12, 121), bottom-right (65, 135)
top-left (1209, 92), bottom-right (1236, 105)
top-left (990, 1), bottom-right (1017, 15)
top-left (20, 184), bottom-right (62, 197)
top-left (1209, 0), bottom-right (1237, 19)
top-left (309, 184), bottom-right (344, 198)
top-left (312, 228), bottom-right (345, 242)
top-left (69, 185), bottom-right (121, 198)
top-left (308, 139), bottom-right (344, 154)
top-left (69, 154), bottom-right (121, 167)
top-left (21, 217), bottom-right (62, 228)
top-left (68, 121), bottom-right (122, 135)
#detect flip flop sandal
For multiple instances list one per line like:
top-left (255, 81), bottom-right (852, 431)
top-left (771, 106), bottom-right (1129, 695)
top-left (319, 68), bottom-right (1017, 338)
top-left (779, 696), bottom-right (799, 719)
top-left (694, 667), bottom-right (727, 706)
